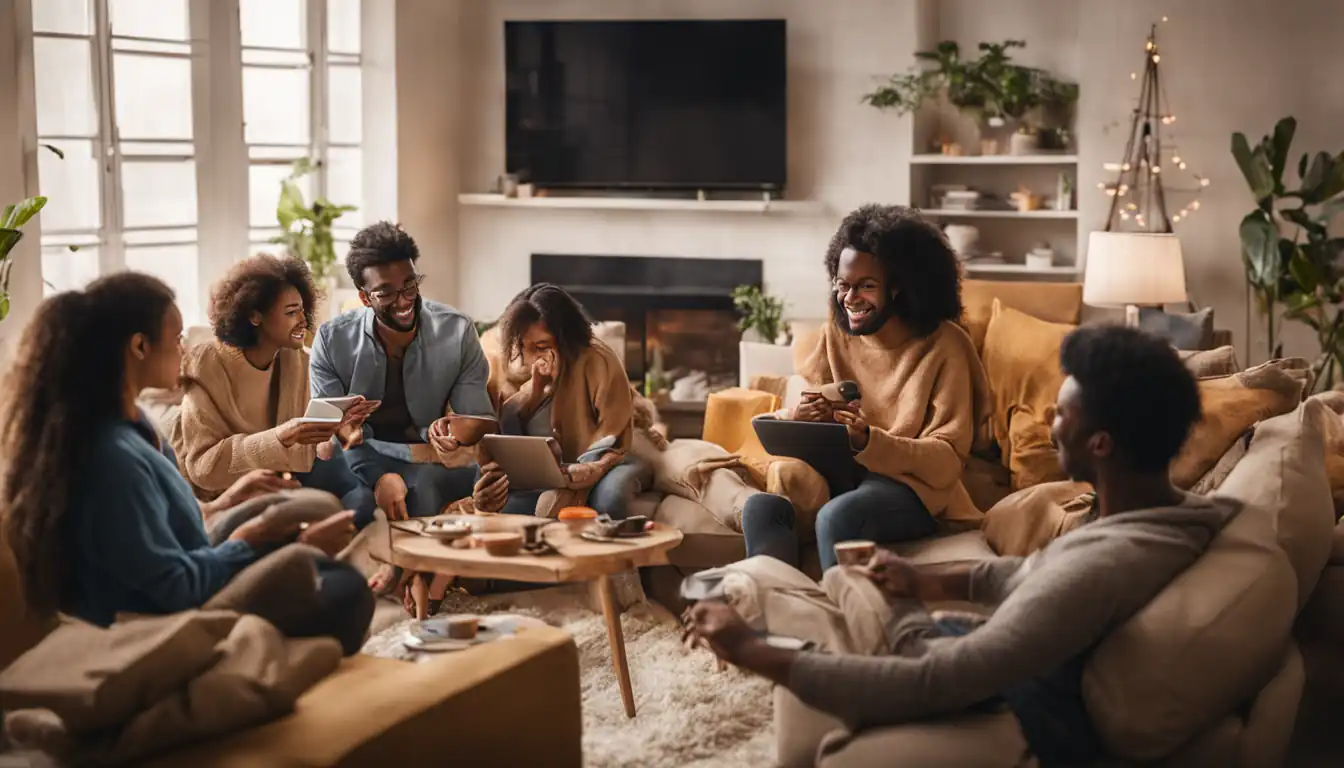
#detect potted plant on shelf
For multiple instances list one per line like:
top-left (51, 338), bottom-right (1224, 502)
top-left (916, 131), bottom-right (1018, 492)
top-left (271, 158), bottom-right (357, 319)
top-left (732, 284), bottom-right (790, 345)
top-left (861, 39), bottom-right (1077, 155)
top-left (1232, 116), bottom-right (1344, 391)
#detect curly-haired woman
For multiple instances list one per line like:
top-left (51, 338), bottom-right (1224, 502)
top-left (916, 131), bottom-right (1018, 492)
top-left (0, 273), bottom-right (372, 654)
top-left (171, 254), bottom-right (378, 525)
top-left (741, 205), bottom-right (991, 571)
top-left (470, 283), bottom-right (650, 518)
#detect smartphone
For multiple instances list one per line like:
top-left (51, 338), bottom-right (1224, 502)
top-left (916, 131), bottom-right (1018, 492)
top-left (804, 380), bottom-right (861, 405)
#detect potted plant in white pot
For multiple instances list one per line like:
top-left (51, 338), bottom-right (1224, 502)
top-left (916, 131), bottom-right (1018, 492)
top-left (733, 284), bottom-right (794, 387)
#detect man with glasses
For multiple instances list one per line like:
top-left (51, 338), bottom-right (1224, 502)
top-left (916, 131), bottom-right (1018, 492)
top-left (310, 221), bottom-right (494, 530)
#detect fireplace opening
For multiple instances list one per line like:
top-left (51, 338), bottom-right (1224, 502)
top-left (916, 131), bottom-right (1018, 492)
top-left (531, 253), bottom-right (762, 399)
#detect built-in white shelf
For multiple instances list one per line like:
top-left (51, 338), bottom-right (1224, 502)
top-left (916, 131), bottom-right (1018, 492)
top-left (961, 262), bottom-right (1080, 277)
top-left (921, 208), bottom-right (1078, 220)
top-left (911, 153), bottom-right (1078, 165)
top-left (457, 193), bottom-right (824, 215)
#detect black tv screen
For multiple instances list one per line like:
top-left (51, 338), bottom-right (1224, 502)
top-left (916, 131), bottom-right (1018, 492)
top-left (504, 20), bottom-right (787, 192)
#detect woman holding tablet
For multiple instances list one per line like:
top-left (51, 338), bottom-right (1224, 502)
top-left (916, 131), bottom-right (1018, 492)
top-left (172, 254), bottom-right (380, 526)
top-left (470, 284), bottom-right (649, 517)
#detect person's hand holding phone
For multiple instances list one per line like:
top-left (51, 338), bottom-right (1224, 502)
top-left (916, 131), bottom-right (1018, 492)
top-left (791, 391), bottom-right (833, 423)
top-left (277, 418), bottom-right (342, 447)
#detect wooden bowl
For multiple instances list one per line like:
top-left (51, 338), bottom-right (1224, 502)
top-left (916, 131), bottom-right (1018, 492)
top-left (474, 531), bottom-right (523, 557)
top-left (446, 414), bottom-right (499, 447)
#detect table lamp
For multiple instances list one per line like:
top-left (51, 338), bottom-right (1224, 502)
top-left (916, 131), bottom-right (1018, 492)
top-left (1083, 231), bottom-right (1188, 327)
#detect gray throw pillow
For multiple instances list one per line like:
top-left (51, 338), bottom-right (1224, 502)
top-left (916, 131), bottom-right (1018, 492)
top-left (1139, 306), bottom-right (1215, 350)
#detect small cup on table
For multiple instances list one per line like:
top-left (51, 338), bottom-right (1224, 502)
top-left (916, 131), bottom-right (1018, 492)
top-left (834, 540), bottom-right (877, 567)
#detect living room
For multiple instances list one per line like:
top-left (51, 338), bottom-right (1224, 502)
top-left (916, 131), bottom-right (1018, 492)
top-left (1, 0), bottom-right (1342, 766)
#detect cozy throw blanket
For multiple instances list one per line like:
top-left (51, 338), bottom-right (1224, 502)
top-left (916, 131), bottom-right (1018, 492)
top-left (794, 318), bottom-right (993, 523)
top-left (0, 610), bottom-right (341, 766)
top-left (172, 341), bottom-right (315, 500)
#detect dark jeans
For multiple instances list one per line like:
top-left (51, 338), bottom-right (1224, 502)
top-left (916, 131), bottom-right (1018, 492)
top-left (293, 453), bottom-right (377, 529)
top-left (499, 450), bottom-right (650, 518)
top-left (345, 444), bottom-right (476, 525)
top-left (296, 559), bottom-right (375, 656)
top-left (741, 472), bottom-right (938, 571)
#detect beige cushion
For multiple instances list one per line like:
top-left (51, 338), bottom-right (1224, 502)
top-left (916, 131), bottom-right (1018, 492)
top-left (1217, 399), bottom-right (1336, 607)
top-left (982, 481), bottom-right (1095, 557)
top-left (592, 321), bottom-right (626, 368)
top-left (1179, 345), bottom-right (1240, 378)
top-left (651, 494), bottom-right (745, 569)
top-left (815, 705), bottom-right (1032, 768)
top-left (1082, 449), bottom-right (1300, 759)
top-left (0, 612), bottom-right (235, 732)
top-left (647, 439), bottom-right (734, 498)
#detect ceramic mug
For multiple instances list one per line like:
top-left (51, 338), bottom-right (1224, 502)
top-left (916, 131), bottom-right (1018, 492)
top-left (834, 540), bottom-right (877, 566)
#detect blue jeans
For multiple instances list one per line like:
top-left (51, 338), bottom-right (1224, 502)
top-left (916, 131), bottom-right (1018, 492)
top-left (293, 453), bottom-right (378, 529)
top-left (741, 472), bottom-right (937, 571)
top-left (345, 445), bottom-right (476, 525)
top-left (500, 451), bottom-right (651, 517)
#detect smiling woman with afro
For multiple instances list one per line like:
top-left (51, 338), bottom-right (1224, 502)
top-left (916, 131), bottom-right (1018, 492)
top-left (736, 203), bottom-right (988, 573)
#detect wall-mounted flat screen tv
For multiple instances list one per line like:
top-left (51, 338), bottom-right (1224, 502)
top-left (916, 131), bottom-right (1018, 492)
top-left (504, 19), bottom-right (787, 192)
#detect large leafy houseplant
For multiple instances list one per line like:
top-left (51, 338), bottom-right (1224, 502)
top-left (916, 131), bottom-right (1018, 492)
top-left (1233, 117), bottom-right (1344, 391)
top-left (732, 284), bottom-right (789, 345)
top-left (0, 196), bottom-right (48, 321)
top-left (271, 158), bottom-right (357, 282)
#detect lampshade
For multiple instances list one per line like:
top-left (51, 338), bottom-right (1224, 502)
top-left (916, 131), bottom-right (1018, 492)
top-left (1083, 231), bottom-right (1188, 307)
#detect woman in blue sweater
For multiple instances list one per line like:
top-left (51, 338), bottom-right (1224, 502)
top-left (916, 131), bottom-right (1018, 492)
top-left (0, 273), bottom-right (373, 654)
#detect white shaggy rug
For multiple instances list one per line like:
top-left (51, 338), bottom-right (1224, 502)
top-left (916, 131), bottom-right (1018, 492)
top-left (362, 585), bottom-right (777, 768)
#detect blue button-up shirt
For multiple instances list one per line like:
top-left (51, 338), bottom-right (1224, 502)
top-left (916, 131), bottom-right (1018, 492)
top-left (309, 300), bottom-right (494, 462)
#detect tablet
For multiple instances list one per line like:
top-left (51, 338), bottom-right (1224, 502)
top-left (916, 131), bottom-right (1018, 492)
top-left (752, 417), bottom-right (860, 495)
top-left (479, 434), bottom-right (569, 491)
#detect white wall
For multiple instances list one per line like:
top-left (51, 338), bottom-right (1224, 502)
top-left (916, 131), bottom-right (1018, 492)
top-left (396, 0), bottom-right (1344, 364)
top-left (403, 0), bottom-right (921, 321)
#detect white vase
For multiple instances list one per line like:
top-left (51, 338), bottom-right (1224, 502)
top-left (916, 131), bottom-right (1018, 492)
top-left (1010, 131), bottom-right (1041, 156)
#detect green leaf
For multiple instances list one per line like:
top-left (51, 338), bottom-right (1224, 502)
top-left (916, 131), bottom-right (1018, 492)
top-left (1239, 210), bottom-right (1282, 292)
top-left (1, 196), bottom-right (47, 230)
top-left (1318, 151), bottom-right (1344, 202)
top-left (68, 244), bottom-right (79, 252)
top-left (1287, 244), bottom-right (1320, 292)
top-left (1300, 152), bottom-right (1331, 201)
top-left (39, 143), bottom-right (65, 160)
top-left (0, 292), bottom-right (9, 321)
top-left (1299, 152), bottom-right (1310, 180)
top-left (1267, 117), bottom-right (1296, 191)
top-left (1232, 133), bottom-right (1274, 204)
top-left (0, 228), bottom-right (21, 260)
top-left (1314, 196), bottom-right (1344, 224)
top-left (1282, 206), bottom-right (1328, 239)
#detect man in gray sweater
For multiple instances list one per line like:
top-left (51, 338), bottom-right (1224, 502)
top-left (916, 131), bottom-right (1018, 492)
top-left (684, 325), bottom-right (1240, 764)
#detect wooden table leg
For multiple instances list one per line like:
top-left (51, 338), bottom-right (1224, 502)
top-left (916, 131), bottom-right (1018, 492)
top-left (410, 573), bottom-right (429, 621)
top-left (592, 575), bottom-right (636, 718)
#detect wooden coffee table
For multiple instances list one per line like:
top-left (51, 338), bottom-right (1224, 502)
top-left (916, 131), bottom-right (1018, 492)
top-left (384, 515), bottom-right (683, 718)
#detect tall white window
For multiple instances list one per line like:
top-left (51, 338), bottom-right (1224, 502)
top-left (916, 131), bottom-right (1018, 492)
top-left (241, 0), bottom-right (364, 266)
top-left (32, 0), bottom-right (202, 323)
top-left (27, 0), bottom-right (374, 324)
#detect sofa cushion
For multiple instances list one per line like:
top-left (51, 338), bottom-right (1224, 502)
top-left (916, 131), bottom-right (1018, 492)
top-left (886, 530), bottom-right (995, 566)
top-left (1082, 451), bottom-right (1300, 759)
top-left (0, 530), bottom-right (58, 671)
top-left (651, 495), bottom-right (746, 569)
top-left (1140, 306), bottom-right (1215, 350)
top-left (1179, 345), bottom-right (1240, 378)
top-left (981, 300), bottom-right (1074, 490)
top-left (962, 279), bottom-right (1083, 354)
top-left (1171, 359), bottom-right (1310, 489)
top-left (982, 481), bottom-right (1095, 557)
top-left (1217, 399), bottom-right (1336, 607)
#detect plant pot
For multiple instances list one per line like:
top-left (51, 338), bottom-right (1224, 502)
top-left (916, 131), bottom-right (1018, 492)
top-left (1010, 130), bottom-right (1041, 156)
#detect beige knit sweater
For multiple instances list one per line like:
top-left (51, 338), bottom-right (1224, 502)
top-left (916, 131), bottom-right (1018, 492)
top-left (795, 318), bottom-right (992, 523)
top-left (171, 341), bottom-right (316, 499)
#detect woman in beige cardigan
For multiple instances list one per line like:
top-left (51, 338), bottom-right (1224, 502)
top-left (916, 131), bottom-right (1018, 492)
top-left (172, 255), bottom-right (380, 525)
top-left (471, 283), bottom-right (649, 517)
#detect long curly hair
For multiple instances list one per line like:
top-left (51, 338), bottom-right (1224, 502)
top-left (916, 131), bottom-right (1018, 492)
top-left (209, 253), bottom-right (319, 348)
top-left (0, 273), bottom-right (176, 615)
top-left (498, 283), bottom-right (594, 364)
top-left (823, 204), bottom-right (964, 336)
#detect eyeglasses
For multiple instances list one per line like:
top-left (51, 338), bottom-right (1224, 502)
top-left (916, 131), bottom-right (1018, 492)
top-left (365, 274), bottom-right (425, 305)
top-left (832, 277), bottom-right (881, 296)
